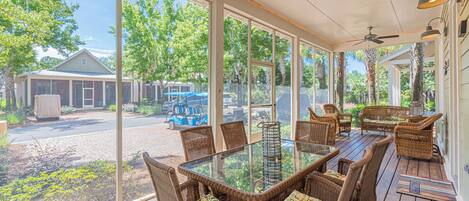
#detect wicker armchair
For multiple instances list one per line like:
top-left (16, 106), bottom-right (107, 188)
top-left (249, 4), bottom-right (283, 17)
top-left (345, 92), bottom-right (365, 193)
top-left (302, 149), bottom-right (373, 201)
top-left (309, 107), bottom-right (338, 145)
top-left (180, 126), bottom-right (216, 161)
top-left (295, 120), bottom-right (330, 145)
top-left (395, 113), bottom-right (442, 160)
top-left (330, 135), bottom-right (394, 201)
top-left (220, 121), bottom-right (248, 150)
top-left (143, 152), bottom-right (200, 201)
top-left (323, 104), bottom-right (352, 136)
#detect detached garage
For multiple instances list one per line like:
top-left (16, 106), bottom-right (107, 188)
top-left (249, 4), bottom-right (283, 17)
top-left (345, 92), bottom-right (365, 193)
top-left (16, 49), bottom-right (134, 108)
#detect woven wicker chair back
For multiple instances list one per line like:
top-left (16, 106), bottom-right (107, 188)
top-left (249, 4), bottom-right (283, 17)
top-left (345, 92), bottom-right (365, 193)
top-left (308, 107), bottom-right (338, 145)
top-left (362, 106), bottom-right (410, 121)
top-left (220, 121), bottom-right (248, 150)
top-left (143, 152), bottom-right (184, 201)
top-left (418, 113), bottom-right (443, 130)
top-left (180, 126), bottom-right (216, 161)
top-left (323, 104), bottom-right (339, 114)
top-left (295, 121), bottom-right (330, 145)
top-left (338, 149), bottom-right (373, 201)
top-left (358, 135), bottom-right (394, 201)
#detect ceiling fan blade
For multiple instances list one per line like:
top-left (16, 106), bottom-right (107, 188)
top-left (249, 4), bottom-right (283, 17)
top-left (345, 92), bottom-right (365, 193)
top-left (351, 40), bottom-right (366, 46)
top-left (377, 34), bottom-right (399, 39)
top-left (371, 39), bottom-right (384, 44)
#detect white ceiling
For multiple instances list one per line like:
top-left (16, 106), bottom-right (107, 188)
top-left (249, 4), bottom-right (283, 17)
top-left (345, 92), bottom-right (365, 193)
top-left (255, 0), bottom-right (442, 51)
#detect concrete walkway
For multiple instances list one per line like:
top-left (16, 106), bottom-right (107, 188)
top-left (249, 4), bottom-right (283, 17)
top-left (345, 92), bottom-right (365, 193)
top-left (9, 111), bottom-right (167, 143)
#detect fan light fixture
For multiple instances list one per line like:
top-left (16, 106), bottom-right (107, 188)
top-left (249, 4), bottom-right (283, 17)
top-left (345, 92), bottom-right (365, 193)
top-left (421, 17), bottom-right (447, 40)
top-left (417, 0), bottom-right (448, 9)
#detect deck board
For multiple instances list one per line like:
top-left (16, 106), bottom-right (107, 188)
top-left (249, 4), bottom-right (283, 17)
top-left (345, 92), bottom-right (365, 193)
top-left (329, 130), bottom-right (448, 201)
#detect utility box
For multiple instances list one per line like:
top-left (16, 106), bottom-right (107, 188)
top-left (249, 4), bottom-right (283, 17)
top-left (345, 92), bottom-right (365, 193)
top-left (34, 95), bottom-right (61, 121)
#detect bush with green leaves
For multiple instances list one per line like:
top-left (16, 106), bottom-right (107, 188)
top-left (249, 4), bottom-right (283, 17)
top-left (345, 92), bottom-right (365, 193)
top-left (61, 106), bottom-right (77, 115)
top-left (0, 160), bottom-right (116, 201)
top-left (0, 112), bottom-right (25, 125)
top-left (136, 104), bottom-right (162, 116)
top-left (345, 104), bottom-right (366, 128)
top-left (0, 99), bottom-right (6, 111)
top-left (108, 104), bottom-right (117, 112)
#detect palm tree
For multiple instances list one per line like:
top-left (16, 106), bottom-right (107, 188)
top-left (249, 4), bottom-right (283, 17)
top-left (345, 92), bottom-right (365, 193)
top-left (336, 52), bottom-right (345, 111)
top-left (410, 42), bottom-right (425, 107)
top-left (364, 48), bottom-right (378, 105)
top-left (346, 45), bottom-right (405, 106)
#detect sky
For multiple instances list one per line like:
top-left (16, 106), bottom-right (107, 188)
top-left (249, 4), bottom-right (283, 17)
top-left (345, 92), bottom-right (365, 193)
top-left (36, 0), bottom-right (116, 59)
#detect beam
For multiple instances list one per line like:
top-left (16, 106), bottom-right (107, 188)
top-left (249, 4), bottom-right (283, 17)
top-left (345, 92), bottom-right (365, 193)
top-left (387, 57), bottom-right (435, 65)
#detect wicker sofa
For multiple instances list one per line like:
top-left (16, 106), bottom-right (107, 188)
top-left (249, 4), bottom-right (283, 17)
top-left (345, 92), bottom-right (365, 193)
top-left (360, 106), bottom-right (410, 134)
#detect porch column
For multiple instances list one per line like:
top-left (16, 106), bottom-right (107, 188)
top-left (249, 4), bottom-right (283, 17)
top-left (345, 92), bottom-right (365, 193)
top-left (69, 80), bottom-right (73, 106)
top-left (27, 77), bottom-right (31, 106)
top-left (387, 64), bottom-right (401, 106)
top-left (208, 0), bottom-right (224, 151)
top-left (291, 36), bottom-right (300, 138)
top-left (103, 81), bottom-right (106, 106)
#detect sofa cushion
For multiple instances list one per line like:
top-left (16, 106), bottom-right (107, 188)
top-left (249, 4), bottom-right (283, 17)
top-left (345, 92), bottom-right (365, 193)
top-left (284, 190), bottom-right (321, 201)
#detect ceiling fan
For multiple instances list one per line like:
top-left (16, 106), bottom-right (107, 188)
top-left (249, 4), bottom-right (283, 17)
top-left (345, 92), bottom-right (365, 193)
top-left (347, 26), bottom-right (399, 46)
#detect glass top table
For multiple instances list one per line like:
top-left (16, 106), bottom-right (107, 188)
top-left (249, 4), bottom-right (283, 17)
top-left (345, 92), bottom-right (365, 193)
top-left (178, 139), bottom-right (339, 201)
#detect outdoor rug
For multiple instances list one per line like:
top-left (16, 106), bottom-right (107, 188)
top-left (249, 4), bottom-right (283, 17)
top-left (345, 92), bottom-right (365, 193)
top-left (397, 174), bottom-right (456, 201)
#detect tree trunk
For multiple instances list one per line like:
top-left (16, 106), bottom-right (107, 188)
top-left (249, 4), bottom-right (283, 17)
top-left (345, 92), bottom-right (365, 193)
top-left (157, 80), bottom-right (166, 105)
top-left (337, 52), bottom-right (345, 111)
top-left (4, 67), bottom-right (12, 111)
top-left (316, 60), bottom-right (327, 89)
top-left (410, 42), bottom-right (424, 104)
top-left (364, 48), bottom-right (377, 105)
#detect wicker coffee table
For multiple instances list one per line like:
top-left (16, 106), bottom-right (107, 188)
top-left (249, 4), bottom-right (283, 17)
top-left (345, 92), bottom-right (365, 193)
top-left (178, 139), bottom-right (339, 201)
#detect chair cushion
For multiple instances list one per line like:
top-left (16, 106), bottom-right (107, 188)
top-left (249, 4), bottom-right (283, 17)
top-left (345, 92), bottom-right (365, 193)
top-left (339, 119), bottom-right (351, 124)
top-left (324, 170), bottom-right (346, 181)
top-left (198, 194), bottom-right (220, 201)
top-left (285, 190), bottom-right (321, 201)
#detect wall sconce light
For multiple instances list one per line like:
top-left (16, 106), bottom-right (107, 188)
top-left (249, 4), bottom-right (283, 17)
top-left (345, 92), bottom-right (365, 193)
top-left (460, 19), bottom-right (467, 37)
top-left (421, 17), bottom-right (447, 40)
top-left (417, 0), bottom-right (448, 9)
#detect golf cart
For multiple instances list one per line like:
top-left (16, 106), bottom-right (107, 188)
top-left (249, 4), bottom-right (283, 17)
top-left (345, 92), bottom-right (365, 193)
top-left (164, 92), bottom-right (208, 129)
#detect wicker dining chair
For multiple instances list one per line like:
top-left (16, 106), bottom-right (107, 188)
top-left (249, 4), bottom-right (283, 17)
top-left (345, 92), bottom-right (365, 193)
top-left (333, 135), bottom-right (394, 201)
top-left (395, 113), bottom-right (442, 160)
top-left (180, 126), bottom-right (216, 161)
top-left (323, 104), bottom-right (352, 135)
top-left (295, 120), bottom-right (330, 145)
top-left (290, 149), bottom-right (373, 201)
top-left (142, 152), bottom-right (200, 201)
top-left (220, 121), bottom-right (248, 150)
top-left (308, 107), bottom-right (338, 145)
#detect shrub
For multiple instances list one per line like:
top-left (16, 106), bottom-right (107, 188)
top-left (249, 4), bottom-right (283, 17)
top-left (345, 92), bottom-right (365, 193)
top-left (61, 106), bottom-right (77, 115)
top-left (108, 104), bottom-right (117, 112)
top-left (123, 103), bottom-right (137, 112)
top-left (346, 104), bottom-right (366, 128)
top-left (136, 104), bottom-right (162, 116)
top-left (0, 134), bottom-right (7, 149)
top-left (5, 113), bottom-right (25, 125)
top-left (0, 99), bottom-right (6, 111)
top-left (0, 161), bottom-right (115, 201)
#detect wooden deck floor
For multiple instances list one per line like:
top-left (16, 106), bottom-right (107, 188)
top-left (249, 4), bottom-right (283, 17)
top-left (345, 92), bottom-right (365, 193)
top-left (330, 130), bottom-right (448, 201)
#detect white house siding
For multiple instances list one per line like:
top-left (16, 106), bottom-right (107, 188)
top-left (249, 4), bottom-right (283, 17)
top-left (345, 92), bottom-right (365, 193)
top-left (458, 1), bottom-right (469, 199)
